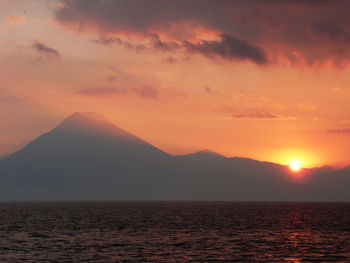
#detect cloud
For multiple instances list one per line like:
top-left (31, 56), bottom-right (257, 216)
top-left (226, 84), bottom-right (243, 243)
top-left (164, 56), bottom-right (177, 63)
top-left (327, 128), bottom-right (350, 135)
top-left (260, 0), bottom-right (333, 6)
top-left (3, 15), bottom-right (26, 25)
top-left (77, 87), bottom-right (128, 97)
top-left (232, 112), bottom-right (279, 119)
top-left (151, 34), bottom-right (180, 52)
top-left (93, 34), bottom-right (266, 64)
top-left (92, 36), bottom-right (123, 45)
top-left (106, 75), bottom-right (117, 82)
top-left (184, 34), bottom-right (267, 64)
top-left (134, 85), bottom-right (158, 99)
top-left (77, 85), bottom-right (158, 99)
top-left (32, 42), bottom-right (60, 59)
top-left (204, 86), bottom-right (216, 94)
top-left (54, 0), bottom-right (350, 67)
top-left (311, 21), bottom-right (346, 41)
top-left (297, 102), bottom-right (316, 111)
top-left (0, 95), bottom-right (19, 103)
top-left (0, 89), bottom-right (19, 103)
top-left (92, 36), bottom-right (146, 51)
top-left (92, 35), bottom-right (179, 53)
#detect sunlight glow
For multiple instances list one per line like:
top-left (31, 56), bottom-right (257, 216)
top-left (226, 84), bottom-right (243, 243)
top-left (289, 161), bottom-right (301, 172)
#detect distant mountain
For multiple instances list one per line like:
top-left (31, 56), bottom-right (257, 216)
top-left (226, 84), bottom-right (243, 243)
top-left (0, 112), bottom-right (349, 201)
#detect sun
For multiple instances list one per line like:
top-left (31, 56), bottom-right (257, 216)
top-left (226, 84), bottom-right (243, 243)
top-left (289, 160), bottom-right (301, 172)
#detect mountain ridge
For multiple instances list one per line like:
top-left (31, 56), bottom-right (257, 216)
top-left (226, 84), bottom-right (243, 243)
top-left (0, 112), bottom-right (349, 201)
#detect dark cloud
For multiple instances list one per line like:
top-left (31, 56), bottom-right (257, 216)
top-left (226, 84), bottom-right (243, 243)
top-left (32, 42), bottom-right (60, 58)
top-left (184, 34), bottom-right (267, 64)
top-left (232, 112), bottom-right (279, 119)
top-left (93, 33), bottom-right (266, 64)
top-left (92, 36), bottom-right (146, 50)
top-left (55, 0), bottom-right (190, 32)
top-left (327, 128), bottom-right (350, 134)
top-left (93, 35), bottom-right (180, 54)
top-left (92, 36), bottom-right (123, 45)
top-left (311, 21), bottom-right (347, 41)
top-left (151, 34), bottom-right (180, 51)
top-left (55, 0), bottom-right (334, 33)
top-left (260, 0), bottom-right (333, 5)
top-left (55, 0), bottom-right (350, 66)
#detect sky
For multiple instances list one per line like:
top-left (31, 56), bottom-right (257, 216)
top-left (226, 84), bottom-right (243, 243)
top-left (1, 0), bottom-right (350, 167)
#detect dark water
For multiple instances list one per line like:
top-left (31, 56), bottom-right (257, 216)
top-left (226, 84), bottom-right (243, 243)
top-left (0, 202), bottom-right (350, 262)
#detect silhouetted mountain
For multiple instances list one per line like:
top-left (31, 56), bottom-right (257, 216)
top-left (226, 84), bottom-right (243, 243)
top-left (0, 112), bottom-right (349, 201)
top-left (0, 153), bottom-right (9, 160)
top-left (0, 112), bottom-right (171, 200)
top-left (176, 149), bottom-right (226, 162)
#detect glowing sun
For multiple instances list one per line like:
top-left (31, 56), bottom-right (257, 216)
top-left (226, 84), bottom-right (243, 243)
top-left (289, 161), bottom-right (301, 172)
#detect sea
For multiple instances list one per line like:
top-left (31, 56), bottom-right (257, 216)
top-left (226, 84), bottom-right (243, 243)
top-left (0, 202), bottom-right (349, 262)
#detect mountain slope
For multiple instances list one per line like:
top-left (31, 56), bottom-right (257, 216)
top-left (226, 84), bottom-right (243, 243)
top-left (0, 112), bottom-right (172, 200)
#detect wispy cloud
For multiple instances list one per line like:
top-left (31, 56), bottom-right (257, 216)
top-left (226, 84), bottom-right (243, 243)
top-left (32, 42), bottom-right (60, 59)
top-left (0, 94), bottom-right (19, 103)
top-left (0, 89), bottom-right (19, 103)
top-left (92, 36), bottom-right (146, 51)
top-left (204, 86), bottom-right (217, 94)
top-left (134, 85), bottom-right (158, 99)
top-left (77, 87), bottom-right (128, 97)
top-left (3, 15), bottom-right (26, 25)
top-left (327, 128), bottom-right (350, 134)
top-left (77, 85), bottom-right (158, 99)
top-left (106, 75), bottom-right (117, 82)
top-left (232, 112), bottom-right (279, 120)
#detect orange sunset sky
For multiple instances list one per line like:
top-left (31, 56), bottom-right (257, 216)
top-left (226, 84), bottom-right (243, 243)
top-left (1, 0), bottom-right (350, 167)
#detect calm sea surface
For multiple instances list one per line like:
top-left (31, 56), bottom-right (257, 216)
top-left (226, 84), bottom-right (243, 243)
top-left (0, 202), bottom-right (350, 262)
